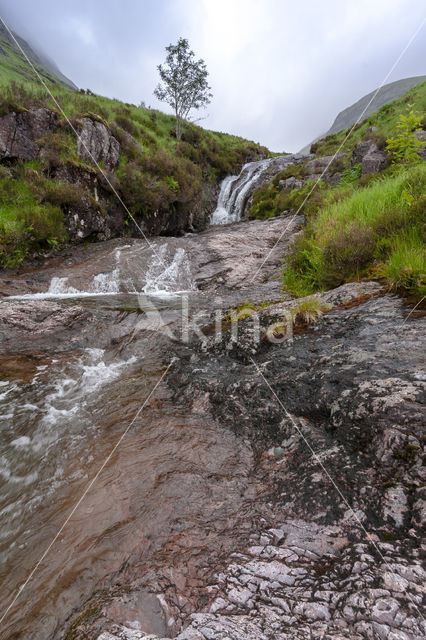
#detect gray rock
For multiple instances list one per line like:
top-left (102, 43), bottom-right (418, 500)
top-left (361, 147), bottom-right (388, 174)
top-left (0, 107), bottom-right (58, 160)
top-left (351, 140), bottom-right (387, 175)
top-left (304, 153), bottom-right (346, 175)
top-left (383, 485), bottom-right (408, 528)
top-left (77, 117), bottom-right (120, 169)
top-left (279, 176), bottom-right (304, 190)
top-left (414, 130), bottom-right (426, 159)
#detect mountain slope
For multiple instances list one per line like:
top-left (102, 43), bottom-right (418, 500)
top-left (327, 75), bottom-right (426, 135)
top-left (0, 20), bottom-right (77, 89)
top-left (300, 76), bottom-right (426, 152)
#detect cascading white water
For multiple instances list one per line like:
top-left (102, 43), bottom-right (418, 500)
top-left (210, 158), bottom-right (274, 225)
top-left (47, 246), bottom-right (122, 295)
top-left (210, 154), bottom-right (304, 226)
top-left (10, 247), bottom-right (124, 299)
top-left (7, 243), bottom-right (197, 300)
top-left (210, 175), bottom-right (240, 225)
top-left (46, 269), bottom-right (120, 296)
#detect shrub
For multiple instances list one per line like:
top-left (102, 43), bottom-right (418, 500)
top-left (341, 163), bottom-right (362, 184)
top-left (115, 115), bottom-right (139, 138)
top-left (250, 179), bottom-right (327, 220)
top-left (0, 201), bottom-right (66, 267)
top-left (321, 223), bottom-right (376, 287)
top-left (40, 182), bottom-right (87, 208)
top-left (386, 109), bottom-right (426, 164)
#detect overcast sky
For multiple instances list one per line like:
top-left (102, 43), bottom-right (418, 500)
top-left (0, 0), bottom-right (424, 151)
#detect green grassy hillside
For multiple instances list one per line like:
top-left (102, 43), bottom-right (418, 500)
top-left (0, 21), bottom-right (76, 89)
top-left (0, 78), bottom-right (268, 267)
top-left (310, 80), bottom-right (426, 157)
top-left (327, 76), bottom-right (426, 136)
top-left (249, 82), bottom-right (426, 300)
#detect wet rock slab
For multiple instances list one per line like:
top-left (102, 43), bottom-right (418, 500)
top-left (72, 290), bottom-right (426, 640)
top-left (162, 293), bottom-right (425, 639)
top-left (0, 299), bottom-right (139, 353)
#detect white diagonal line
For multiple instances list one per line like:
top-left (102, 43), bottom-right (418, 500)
top-left (250, 16), bottom-right (426, 283)
top-left (0, 15), bottom-right (168, 268)
top-left (249, 356), bottom-right (425, 623)
top-left (0, 359), bottom-right (174, 624)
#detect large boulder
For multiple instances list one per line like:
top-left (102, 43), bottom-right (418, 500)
top-left (278, 176), bottom-right (304, 191)
top-left (77, 118), bottom-right (120, 170)
top-left (351, 140), bottom-right (387, 175)
top-left (303, 153), bottom-right (346, 185)
top-left (0, 107), bottom-right (58, 161)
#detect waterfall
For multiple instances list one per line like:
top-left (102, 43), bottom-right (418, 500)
top-left (210, 175), bottom-right (240, 225)
top-left (210, 154), bottom-right (307, 226)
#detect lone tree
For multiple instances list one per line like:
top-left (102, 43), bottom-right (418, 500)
top-left (154, 38), bottom-right (212, 140)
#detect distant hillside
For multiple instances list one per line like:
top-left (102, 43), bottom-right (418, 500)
top-left (327, 76), bottom-right (426, 135)
top-left (300, 76), bottom-right (426, 152)
top-left (0, 20), bottom-right (77, 89)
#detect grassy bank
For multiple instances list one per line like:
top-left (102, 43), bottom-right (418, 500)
top-left (244, 82), bottom-right (426, 302)
top-left (282, 163), bottom-right (425, 299)
top-left (0, 81), bottom-right (269, 267)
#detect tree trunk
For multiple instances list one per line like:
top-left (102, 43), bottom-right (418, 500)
top-left (175, 108), bottom-right (182, 140)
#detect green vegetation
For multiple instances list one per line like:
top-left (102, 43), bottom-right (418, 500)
top-left (0, 79), bottom-right (267, 267)
top-left (310, 81), bottom-right (426, 157)
top-left (244, 82), bottom-right (426, 302)
top-left (0, 25), bottom-right (75, 89)
top-left (324, 76), bottom-right (426, 137)
top-left (250, 177), bottom-right (329, 220)
top-left (282, 164), bottom-right (426, 299)
top-left (0, 165), bottom-right (67, 266)
top-left (290, 296), bottom-right (330, 324)
top-left (386, 108), bottom-right (426, 163)
top-left (225, 300), bottom-right (272, 322)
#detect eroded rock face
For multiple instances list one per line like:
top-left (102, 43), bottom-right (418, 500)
top-left (77, 117), bottom-right (120, 169)
top-left (0, 107), bottom-right (58, 160)
top-left (52, 163), bottom-right (125, 241)
top-left (162, 294), bottom-right (425, 640)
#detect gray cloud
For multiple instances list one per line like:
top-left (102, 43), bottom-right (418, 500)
top-left (0, 0), bottom-right (424, 151)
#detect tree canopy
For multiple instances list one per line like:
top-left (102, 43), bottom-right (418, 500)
top-left (154, 38), bottom-right (212, 140)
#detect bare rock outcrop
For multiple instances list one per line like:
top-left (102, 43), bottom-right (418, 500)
top-left (70, 287), bottom-right (425, 640)
top-left (0, 107), bottom-right (58, 160)
top-left (77, 117), bottom-right (120, 169)
top-left (351, 140), bottom-right (388, 175)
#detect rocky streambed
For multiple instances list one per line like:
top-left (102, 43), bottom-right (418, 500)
top-left (0, 212), bottom-right (424, 640)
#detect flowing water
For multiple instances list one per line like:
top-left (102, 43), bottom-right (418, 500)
top-left (210, 153), bottom-right (304, 225)
top-left (0, 158), bottom-right (301, 639)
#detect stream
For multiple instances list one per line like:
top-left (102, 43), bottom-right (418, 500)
top-left (0, 158), bottom-right (302, 639)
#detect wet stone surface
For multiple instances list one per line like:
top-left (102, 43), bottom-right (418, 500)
top-left (69, 292), bottom-right (425, 640)
top-left (0, 217), bottom-right (424, 639)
